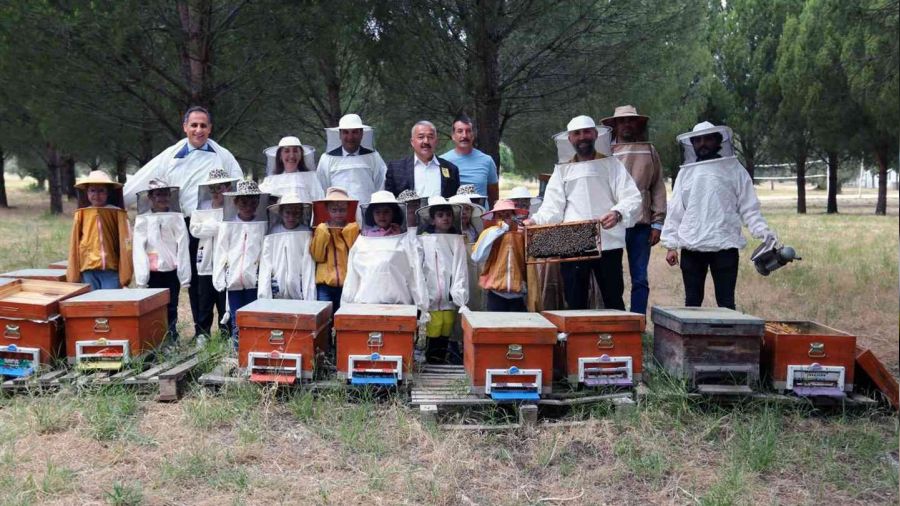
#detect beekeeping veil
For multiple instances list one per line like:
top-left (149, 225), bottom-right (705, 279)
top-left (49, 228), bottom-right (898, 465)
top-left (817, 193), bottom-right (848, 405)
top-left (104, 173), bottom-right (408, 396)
top-left (676, 121), bottom-right (735, 165)
top-left (74, 170), bottom-right (124, 209)
top-left (416, 196), bottom-right (462, 235)
top-left (196, 168), bottom-right (239, 211)
top-left (448, 194), bottom-right (484, 239)
top-left (263, 136), bottom-right (317, 176)
top-left (223, 180), bottom-right (269, 223)
top-left (553, 115), bottom-right (612, 163)
top-left (324, 114), bottom-right (376, 153)
top-left (136, 179), bottom-right (181, 215)
top-left (506, 186), bottom-right (542, 217)
top-left (266, 193), bottom-right (313, 233)
top-left (360, 190), bottom-right (407, 236)
top-left (312, 186), bottom-right (358, 227)
top-left (398, 189), bottom-right (427, 230)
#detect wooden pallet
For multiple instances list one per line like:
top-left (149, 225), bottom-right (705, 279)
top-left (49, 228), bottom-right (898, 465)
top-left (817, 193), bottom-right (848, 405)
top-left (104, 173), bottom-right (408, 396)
top-left (411, 364), bottom-right (636, 428)
top-left (634, 383), bottom-right (880, 409)
top-left (0, 351), bottom-right (201, 401)
top-left (198, 357), bottom-right (345, 392)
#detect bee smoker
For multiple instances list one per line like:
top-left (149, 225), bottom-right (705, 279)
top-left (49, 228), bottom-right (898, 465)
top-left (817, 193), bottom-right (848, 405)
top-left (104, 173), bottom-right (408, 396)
top-left (750, 236), bottom-right (801, 276)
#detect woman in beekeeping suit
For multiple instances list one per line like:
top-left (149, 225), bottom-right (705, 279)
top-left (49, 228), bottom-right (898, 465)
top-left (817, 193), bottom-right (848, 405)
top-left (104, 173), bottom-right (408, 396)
top-left (257, 193), bottom-right (317, 301)
top-left (341, 190), bottom-right (429, 325)
top-left (190, 169), bottom-right (239, 338)
top-left (416, 196), bottom-right (469, 364)
top-left (213, 180), bottom-right (270, 342)
top-left (259, 136), bottom-right (324, 201)
top-left (133, 179), bottom-right (190, 341)
top-left (661, 121), bottom-right (776, 310)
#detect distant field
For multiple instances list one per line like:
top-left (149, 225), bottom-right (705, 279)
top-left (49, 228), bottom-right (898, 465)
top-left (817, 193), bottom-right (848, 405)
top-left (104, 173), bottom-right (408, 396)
top-left (0, 174), bottom-right (897, 505)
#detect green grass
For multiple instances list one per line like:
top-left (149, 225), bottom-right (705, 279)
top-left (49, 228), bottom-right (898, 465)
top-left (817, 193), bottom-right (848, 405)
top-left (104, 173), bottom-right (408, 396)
top-left (104, 481), bottom-right (144, 506)
top-left (80, 388), bottom-right (141, 442)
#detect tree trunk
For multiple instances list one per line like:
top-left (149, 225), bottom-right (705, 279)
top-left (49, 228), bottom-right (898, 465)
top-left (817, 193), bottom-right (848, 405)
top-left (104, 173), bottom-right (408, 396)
top-left (472, 1), bottom-right (502, 175)
top-left (873, 146), bottom-right (888, 216)
top-left (826, 151), bottom-right (839, 214)
top-left (46, 144), bottom-right (64, 215)
top-left (139, 125), bottom-right (155, 166)
top-left (795, 153), bottom-right (806, 214)
top-left (176, 0), bottom-right (214, 107)
top-left (0, 147), bottom-right (8, 208)
top-left (744, 153), bottom-right (755, 182)
top-left (62, 155), bottom-right (77, 200)
top-left (115, 154), bottom-right (128, 185)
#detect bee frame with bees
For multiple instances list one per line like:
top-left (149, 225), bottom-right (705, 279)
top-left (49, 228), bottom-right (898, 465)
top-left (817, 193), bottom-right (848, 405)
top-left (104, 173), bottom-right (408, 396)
top-left (523, 220), bottom-right (602, 265)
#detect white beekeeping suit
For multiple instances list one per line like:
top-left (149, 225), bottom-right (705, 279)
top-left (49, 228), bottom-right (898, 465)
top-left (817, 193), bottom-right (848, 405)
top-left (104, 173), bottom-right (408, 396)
top-left (132, 181), bottom-right (191, 288)
top-left (123, 138), bottom-right (244, 217)
top-left (316, 114), bottom-right (387, 205)
top-left (530, 120), bottom-right (642, 252)
top-left (190, 169), bottom-right (239, 276)
top-left (341, 191), bottom-right (428, 322)
top-left (259, 136), bottom-right (324, 201)
top-left (257, 194), bottom-right (317, 300)
top-left (661, 122), bottom-right (774, 252)
top-left (213, 181), bottom-right (269, 292)
top-left (416, 196), bottom-right (469, 311)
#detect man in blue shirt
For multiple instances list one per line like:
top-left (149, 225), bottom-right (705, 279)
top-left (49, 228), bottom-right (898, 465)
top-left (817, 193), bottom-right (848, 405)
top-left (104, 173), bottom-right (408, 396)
top-left (440, 114), bottom-right (499, 206)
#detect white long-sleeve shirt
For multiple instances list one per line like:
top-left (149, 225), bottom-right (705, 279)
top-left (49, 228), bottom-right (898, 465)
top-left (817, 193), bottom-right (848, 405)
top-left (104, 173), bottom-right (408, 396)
top-left (661, 156), bottom-right (772, 252)
top-left (213, 220), bottom-right (267, 292)
top-left (529, 157), bottom-right (642, 251)
top-left (316, 152), bottom-right (387, 205)
top-left (257, 230), bottom-right (317, 300)
top-left (123, 138), bottom-right (244, 217)
top-left (419, 233), bottom-right (469, 311)
top-left (189, 207), bottom-right (223, 276)
top-left (133, 212), bottom-right (191, 287)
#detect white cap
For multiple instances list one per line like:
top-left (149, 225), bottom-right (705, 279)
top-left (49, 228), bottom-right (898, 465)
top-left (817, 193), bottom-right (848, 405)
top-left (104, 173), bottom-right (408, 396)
top-left (277, 136), bottom-right (303, 148)
top-left (369, 190), bottom-right (400, 205)
top-left (566, 115), bottom-right (597, 132)
top-left (337, 114), bottom-right (369, 130)
top-left (507, 186), bottom-right (534, 200)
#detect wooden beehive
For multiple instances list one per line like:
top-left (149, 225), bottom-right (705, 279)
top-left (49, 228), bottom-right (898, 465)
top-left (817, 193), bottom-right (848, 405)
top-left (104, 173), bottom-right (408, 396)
top-left (652, 306), bottom-right (764, 394)
top-left (762, 320), bottom-right (856, 395)
top-left (542, 309), bottom-right (645, 386)
top-left (60, 288), bottom-right (169, 368)
top-left (462, 311), bottom-right (557, 398)
top-left (0, 269), bottom-right (68, 282)
top-left (334, 303), bottom-right (417, 385)
top-left (47, 260), bottom-right (68, 270)
top-left (0, 279), bottom-right (90, 368)
top-left (524, 220), bottom-right (601, 265)
top-left (236, 299), bottom-right (332, 383)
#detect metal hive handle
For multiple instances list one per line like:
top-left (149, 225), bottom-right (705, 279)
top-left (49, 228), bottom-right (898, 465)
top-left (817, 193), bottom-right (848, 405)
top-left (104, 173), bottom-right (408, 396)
top-left (93, 318), bottom-right (110, 333)
top-left (597, 334), bottom-right (614, 349)
top-left (808, 342), bottom-right (826, 358)
top-left (269, 330), bottom-right (285, 344)
top-left (367, 332), bottom-right (383, 348)
top-left (4, 324), bottom-right (20, 339)
top-left (507, 344), bottom-right (524, 360)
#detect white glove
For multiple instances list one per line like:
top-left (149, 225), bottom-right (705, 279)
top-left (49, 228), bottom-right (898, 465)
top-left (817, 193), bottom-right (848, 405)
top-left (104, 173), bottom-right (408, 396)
top-left (458, 305), bottom-right (470, 314)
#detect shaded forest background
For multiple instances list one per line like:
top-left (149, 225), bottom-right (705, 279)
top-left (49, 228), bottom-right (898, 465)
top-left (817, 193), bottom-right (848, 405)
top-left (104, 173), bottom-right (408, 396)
top-left (0, 0), bottom-right (896, 215)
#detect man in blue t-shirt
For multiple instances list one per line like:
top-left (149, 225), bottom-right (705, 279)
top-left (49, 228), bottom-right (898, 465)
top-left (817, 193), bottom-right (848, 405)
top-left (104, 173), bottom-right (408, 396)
top-left (440, 114), bottom-right (499, 206)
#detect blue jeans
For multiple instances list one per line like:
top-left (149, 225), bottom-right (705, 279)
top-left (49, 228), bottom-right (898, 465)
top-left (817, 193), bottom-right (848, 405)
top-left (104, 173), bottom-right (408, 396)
top-left (625, 224), bottom-right (652, 315)
top-left (316, 284), bottom-right (343, 314)
top-left (227, 288), bottom-right (258, 349)
top-left (81, 269), bottom-right (120, 290)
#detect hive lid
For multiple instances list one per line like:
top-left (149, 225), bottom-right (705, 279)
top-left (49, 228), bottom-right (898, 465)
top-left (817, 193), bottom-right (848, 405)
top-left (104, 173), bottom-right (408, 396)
top-left (0, 269), bottom-right (67, 281)
top-left (60, 288), bottom-right (169, 317)
top-left (47, 260), bottom-right (68, 269)
top-left (334, 303), bottom-right (417, 332)
top-left (651, 306), bottom-right (764, 336)
top-left (0, 279), bottom-right (91, 320)
top-left (236, 299), bottom-right (332, 330)
top-left (0, 278), bottom-right (17, 288)
top-left (541, 309), bottom-right (645, 332)
top-left (462, 311), bottom-right (557, 344)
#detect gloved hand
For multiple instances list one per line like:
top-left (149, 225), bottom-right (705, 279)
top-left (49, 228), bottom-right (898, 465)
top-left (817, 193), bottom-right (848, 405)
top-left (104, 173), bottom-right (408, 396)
top-left (458, 305), bottom-right (470, 314)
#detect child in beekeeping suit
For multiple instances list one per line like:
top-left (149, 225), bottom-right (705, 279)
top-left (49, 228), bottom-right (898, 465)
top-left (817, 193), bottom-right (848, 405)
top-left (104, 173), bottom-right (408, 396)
top-left (133, 179), bottom-right (191, 341)
top-left (471, 199), bottom-right (529, 312)
top-left (257, 193), bottom-right (317, 301)
top-left (507, 186), bottom-right (542, 218)
top-left (341, 191), bottom-right (429, 325)
top-left (416, 196), bottom-right (469, 364)
top-left (67, 170), bottom-right (133, 290)
top-left (310, 187), bottom-right (360, 314)
top-left (213, 180), bottom-right (270, 345)
top-left (189, 169), bottom-right (239, 338)
top-left (447, 193), bottom-right (485, 357)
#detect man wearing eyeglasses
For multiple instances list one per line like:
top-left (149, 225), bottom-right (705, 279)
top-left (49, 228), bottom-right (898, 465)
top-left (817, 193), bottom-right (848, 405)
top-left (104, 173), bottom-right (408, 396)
top-left (124, 106), bottom-right (245, 340)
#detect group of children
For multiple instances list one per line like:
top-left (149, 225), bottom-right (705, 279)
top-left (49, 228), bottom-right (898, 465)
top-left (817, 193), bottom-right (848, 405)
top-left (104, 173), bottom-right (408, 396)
top-left (67, 167), bottom-right (538, 364)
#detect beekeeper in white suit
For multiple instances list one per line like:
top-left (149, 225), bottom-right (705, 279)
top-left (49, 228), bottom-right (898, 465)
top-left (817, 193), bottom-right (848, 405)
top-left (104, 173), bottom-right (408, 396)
top-left (133, 179), bottom-right (191, 341)
top-left (257, 193), bottom-right (317, 301)
top-left (259, 136), bottom-right (324, 201)
top-left (661, 121), bottom-right (776, 310)
top-left (316, 114), bottom-right (388, 206)
top-left (341, 191), bottom-right (429, 324)
top-left (416, 196), bottom-right (469, 364)
top-left (524, 115), bottom-right (642, 311)
top-left (123, 106), bottom-right (245, 339)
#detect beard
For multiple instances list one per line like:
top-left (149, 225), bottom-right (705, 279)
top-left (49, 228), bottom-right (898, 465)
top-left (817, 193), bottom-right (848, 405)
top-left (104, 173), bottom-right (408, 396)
top-left (574, 140), bottom-right (595, 158)
top-left (695, 146), bottom-right (720, 161)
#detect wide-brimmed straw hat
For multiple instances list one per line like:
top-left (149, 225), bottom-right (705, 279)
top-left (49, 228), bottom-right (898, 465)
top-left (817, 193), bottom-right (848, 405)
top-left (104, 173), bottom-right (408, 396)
top-left (455, 184), bottom-right (486, 200)
top-left (482, 199), bottom-right (528, 220)
top-left (200, 168), bottom-right (240, 187)
top-left (146, 178), bottom-right (179, 193)
top-left (600, 105), bottom-right (650, 128)
top-left (397, 189), bottom-right (422, 204)
top-left (268, 193), bottom-right (311, 212)
top-left (75, 170), bottom-right (122, 190)
top-left (315, 186), bottom-right (356, 203)
top-left (224, 179), bottom-right (263, 196)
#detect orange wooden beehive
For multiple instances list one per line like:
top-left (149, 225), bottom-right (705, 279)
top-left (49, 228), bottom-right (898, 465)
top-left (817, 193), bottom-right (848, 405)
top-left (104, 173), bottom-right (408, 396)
top-left (334, 303), bottom-right (417, 386)
top-left (462, 311), bottom-right (557, 400)
top-left (60, 288), bottom-right (169, 370)
top-left (541, 309), bottom-right (645, 387)
top-left (762, 320), bottom-right (856, 397)
top-left (0, 269), bottom-right (68, 282)
top-left (0, 279), bottom-right (90, 375)
top-left (236, 299), bottom-right (332, 384)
